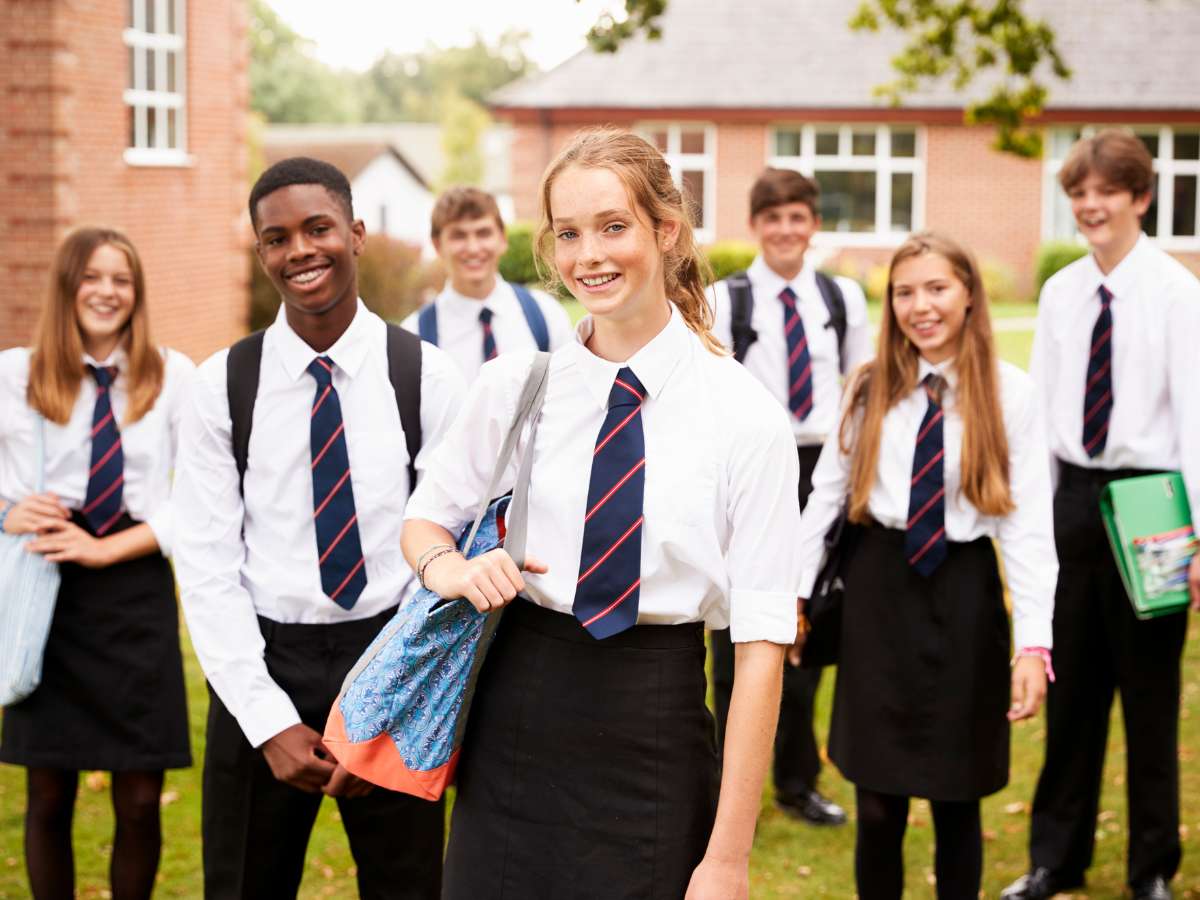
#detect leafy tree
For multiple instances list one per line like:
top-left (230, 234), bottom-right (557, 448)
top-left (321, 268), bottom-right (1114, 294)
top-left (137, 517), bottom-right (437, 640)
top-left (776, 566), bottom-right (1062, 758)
top-left (249, 0), bottom-right (360, 123)
top-left (580, 0), bottom-right (1073, 157)
top-left (438, 93), bottom-right (491, 188)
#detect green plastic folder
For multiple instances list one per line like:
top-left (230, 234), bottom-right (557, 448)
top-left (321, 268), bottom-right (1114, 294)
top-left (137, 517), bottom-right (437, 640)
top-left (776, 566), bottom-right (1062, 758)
top-left (1099, 472), bottom-right (1195, 620)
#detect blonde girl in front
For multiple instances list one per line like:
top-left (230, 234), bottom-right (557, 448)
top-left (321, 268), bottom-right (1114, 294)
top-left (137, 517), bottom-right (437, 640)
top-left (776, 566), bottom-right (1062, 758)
top-left (402, 127), bottom-right (801, 899)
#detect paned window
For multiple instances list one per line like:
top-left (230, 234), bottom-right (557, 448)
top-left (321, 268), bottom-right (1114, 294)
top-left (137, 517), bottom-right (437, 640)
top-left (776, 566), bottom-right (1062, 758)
top-left (124, 0), bottom-right (187, 165)
top-left (638, 123), bottom-right (717, 242)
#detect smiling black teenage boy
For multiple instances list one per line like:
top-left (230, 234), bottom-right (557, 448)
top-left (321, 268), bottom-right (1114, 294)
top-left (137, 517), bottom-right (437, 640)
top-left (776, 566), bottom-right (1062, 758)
top-left (173, 157), bottom-right (465, 899)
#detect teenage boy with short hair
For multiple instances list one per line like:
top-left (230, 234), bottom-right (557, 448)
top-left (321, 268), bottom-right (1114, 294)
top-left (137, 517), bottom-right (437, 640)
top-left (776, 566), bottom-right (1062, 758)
top-left (710, 167), bottom-right (872, 826)
top-left (1003, 130), bottom-right (1200, 900)
top-left (403, 186), bottom-right (572, 381)
top-left (173, 157), bottom-right (466, 899)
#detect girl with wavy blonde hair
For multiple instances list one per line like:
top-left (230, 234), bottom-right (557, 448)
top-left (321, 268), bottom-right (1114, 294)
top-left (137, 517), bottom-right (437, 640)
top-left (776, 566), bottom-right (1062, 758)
top-left (403, 127), bottom-right (801, 899)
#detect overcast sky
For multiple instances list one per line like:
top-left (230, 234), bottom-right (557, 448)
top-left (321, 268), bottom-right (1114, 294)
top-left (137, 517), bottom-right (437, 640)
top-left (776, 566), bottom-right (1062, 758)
top-left (268, 0), bottom-right (621, 71)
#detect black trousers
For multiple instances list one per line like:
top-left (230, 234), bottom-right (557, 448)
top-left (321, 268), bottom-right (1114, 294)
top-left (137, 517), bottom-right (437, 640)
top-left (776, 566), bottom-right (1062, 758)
top-left (1029, 463), bottom-right (1187, 887)
top-left (201, 606), bottom-right (444, 900)
top-left (711, 444), bottom-right (823, 799)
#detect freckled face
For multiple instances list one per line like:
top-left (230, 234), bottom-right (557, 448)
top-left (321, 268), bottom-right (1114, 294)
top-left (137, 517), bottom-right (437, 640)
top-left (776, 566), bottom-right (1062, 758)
top-left (74, 244), bottom-right (136, 350)
top-left (550, 164), bottom-right (673, 324)
top-left (889, 252), bottom-right (971, 365)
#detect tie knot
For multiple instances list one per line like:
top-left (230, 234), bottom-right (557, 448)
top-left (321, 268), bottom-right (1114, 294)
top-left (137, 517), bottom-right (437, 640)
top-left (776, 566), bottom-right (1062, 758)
top-left (479, 307), bottom-right (494, 325)
top-left (1098, 285), bottom-right (1113, 306)
top-left (778, 286), bottom-right (798, 308)
top-left (609, 367), bottom-right (646, 409)
top-left (307, 356), bottom-right (335, 386)
top-left (922, 372), bottom-right (946, 406)
top-left (88, 364), bottom-right (116, 388)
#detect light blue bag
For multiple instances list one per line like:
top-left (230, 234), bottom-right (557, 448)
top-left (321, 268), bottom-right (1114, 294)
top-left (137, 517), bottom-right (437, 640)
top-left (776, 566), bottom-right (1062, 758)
top-left (0, 414), bottom-right (63, 706)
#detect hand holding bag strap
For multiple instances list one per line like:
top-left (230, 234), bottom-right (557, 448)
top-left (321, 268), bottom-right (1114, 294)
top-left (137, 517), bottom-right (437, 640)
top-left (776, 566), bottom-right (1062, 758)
top-left (459, 352), bottom-right (552, 561)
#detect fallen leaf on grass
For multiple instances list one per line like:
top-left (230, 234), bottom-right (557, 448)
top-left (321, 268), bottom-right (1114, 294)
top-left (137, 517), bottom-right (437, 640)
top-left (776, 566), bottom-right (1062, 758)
top-left (84, 772), bottom-right (109, 792)
top-left (795, 866), bottom-right (812, 877)
top-left (982, 829), bottom-right (998, 841)
top-left (159, 790), bottom-right (179, 807)
top-left (1004, 801), bottom-right (1029, 815)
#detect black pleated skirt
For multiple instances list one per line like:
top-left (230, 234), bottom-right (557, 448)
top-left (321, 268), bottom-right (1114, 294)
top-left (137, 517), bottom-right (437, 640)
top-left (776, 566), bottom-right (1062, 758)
top-left (443, 599), bottom-right (719, 900)
top-left (0, 514), bottom-right (191, 772)
top-left (829, 524), bottom-right (1010, 802)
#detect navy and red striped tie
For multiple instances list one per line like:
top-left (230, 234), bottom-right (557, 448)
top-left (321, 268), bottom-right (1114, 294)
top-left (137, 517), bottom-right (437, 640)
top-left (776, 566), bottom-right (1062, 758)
top-left (574, 367), bottom-right (646, 639)
top-left (479, 307), bottom-right (498, 363)
top-left (1082, 285), bottom-right (1114, 458)
top-left (308, 356), bottom-right (367, 609)
top-left (82, 365), bottom-right (124, 535)
top-left (906, 373), bottom-right (947, 577)
top-left (780, 287), bottom-right (813, 421)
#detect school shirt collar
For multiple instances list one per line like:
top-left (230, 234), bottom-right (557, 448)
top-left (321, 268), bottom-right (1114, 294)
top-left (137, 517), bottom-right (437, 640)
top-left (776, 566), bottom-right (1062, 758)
top-left (82, 346), bottom-right (129, 371)
top-left (748, 254), bottom-right (818, 302)
top-left (1078, 232), bottom-right (1150, 303)
top-left (440, 279), bottom-right (510, 318)
top-left (571, 304), bottom-right (689, 411)
top-left (269, 298), bottom-right (374, 383)
top-left (916, 355), bottom-right (957, 395)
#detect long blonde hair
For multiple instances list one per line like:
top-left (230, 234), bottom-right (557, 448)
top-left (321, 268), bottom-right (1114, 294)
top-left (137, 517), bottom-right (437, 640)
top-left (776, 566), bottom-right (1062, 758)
top-left (533, 126), bottom-right (723, 354)
top-left (841, 232), bottom-right (1014, 521)
top-left (28, 226), bottom-right (164, 425)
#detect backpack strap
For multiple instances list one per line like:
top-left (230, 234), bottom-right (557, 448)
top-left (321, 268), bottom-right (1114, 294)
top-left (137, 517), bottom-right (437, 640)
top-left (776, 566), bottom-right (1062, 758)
top-left (225, 325), bottom-right (422, 497)
top-left (726, 271), bottom-right (757, 364)
top-left (814, 271), bottom-right (848, 374)
top-left (509, 282), bottom-right (550, 352)
top-left (417, 303), bottom-right (438, 346)
top-left (226, 330), bottom-right (266, 497)
top-left (385, 323), bottom-right (423, 494)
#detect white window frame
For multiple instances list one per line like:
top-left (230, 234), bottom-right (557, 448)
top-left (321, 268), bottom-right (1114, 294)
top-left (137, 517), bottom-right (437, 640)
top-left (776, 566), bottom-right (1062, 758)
top-left (767, 124), bottom-right (925, 247)
top-left (636, 122), bottom-right (718, 244)
top-left (123, 0), bottom-right (189, 166)
top-left (1043, 125), bottom-right (1200, 250)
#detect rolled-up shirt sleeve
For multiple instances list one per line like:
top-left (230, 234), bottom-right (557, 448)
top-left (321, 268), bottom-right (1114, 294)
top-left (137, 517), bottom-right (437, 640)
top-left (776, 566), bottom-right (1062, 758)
top-left (795, 398), bottom-right (855, 599)
top-left (173, 354), bottom-right (300, 749)
top-left (405, 352), bottom-right (525, 534)
top-left (144, 349), bottom-right (195, 558)
top-left (996, 375), bottom-right (1058, 651)
top-left (724, 403), bottom-right (801, 644)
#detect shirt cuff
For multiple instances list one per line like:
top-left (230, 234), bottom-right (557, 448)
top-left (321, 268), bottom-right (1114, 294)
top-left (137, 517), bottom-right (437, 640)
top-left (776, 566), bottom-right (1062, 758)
top-left (1012, 615), bottom-right (1053, 654)
top-left (233, 690), bottom-right (303, 750)
top-left (728, 587), bottom-right (797, 645)
top-left (145, 506), bottom-right (173, 558)
top-left (797, 567), bottom-right (818, 601)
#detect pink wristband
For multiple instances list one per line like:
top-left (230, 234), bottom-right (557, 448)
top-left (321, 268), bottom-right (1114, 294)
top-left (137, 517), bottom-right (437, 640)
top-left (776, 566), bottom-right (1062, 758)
top-left (1013, 646), bottom-right (1055, 683)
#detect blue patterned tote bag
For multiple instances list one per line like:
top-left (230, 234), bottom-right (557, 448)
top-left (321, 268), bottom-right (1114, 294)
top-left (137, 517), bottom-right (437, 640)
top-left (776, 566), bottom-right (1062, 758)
top-left (325, 352), bottom-right (550, 799)
top-left (0, 414), bottom-right (63, 706)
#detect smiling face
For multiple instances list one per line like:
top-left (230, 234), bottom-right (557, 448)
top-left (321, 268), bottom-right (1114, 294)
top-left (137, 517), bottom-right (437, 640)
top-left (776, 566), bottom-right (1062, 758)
top-left (1067, 170), bottom-right (1150, 267)
top-left (435, 214), bottom-right (507, 300)
top-left (549, 164), bottom-right (677, 327)
top-left (889, 251), bottom-right (971, 365)
top-left (74, 243), bottom-right (136, 359)
top-left (254, 183), bottom-right (365, 322)
top-left (750, 201), bottom-right (820, 280)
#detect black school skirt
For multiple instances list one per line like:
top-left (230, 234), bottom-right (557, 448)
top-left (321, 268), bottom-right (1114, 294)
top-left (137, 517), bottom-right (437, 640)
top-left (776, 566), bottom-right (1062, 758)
top-left (442, 599), bottom-right (720, 900)
top-left (829, 524), bottom-right (1010, 802)
top-left (0, 513), bottom-right (191, 772)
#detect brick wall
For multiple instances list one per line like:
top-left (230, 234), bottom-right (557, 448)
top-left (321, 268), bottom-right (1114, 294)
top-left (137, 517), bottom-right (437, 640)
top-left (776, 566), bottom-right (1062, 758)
top-left (0, 0), bottom-right (249, 362)
top-left (502, 113), bottom-right (1200, 299)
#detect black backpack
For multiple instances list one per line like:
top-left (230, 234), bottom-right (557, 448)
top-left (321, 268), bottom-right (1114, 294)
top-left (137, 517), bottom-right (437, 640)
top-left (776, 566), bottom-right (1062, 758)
top-left (727, 270), bottom-right (848, 372)
top-left (225, 323), bottom-right (423, 496)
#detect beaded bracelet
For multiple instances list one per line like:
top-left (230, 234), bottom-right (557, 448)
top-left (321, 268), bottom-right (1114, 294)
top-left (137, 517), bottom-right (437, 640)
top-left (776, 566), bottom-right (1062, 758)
top-left (415, 542), bottom-right (454, 577)
top-left (418, 547), bottom-right (461, 591)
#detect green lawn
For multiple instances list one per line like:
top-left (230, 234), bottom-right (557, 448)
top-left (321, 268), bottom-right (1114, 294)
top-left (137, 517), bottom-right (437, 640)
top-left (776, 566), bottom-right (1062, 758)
top-left (6, 320), bottom-right (1199, 899)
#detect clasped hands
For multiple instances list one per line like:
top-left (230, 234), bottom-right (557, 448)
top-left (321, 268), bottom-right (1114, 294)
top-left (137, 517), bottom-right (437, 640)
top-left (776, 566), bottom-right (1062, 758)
top-left (4, 492), bottom-right (112, 567)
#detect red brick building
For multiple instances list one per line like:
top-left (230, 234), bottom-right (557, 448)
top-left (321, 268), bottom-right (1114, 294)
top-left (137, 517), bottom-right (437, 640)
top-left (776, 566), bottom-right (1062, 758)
top-left (1, 0), bottom-right (250, 360)
top-left (491, 0), bottom-right (1200, 297)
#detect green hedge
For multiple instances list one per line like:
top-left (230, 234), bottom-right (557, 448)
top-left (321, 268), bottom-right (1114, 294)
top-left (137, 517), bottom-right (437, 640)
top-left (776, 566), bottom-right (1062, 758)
top-left (1035, 240), bottom-right (1089, 296)
top-left (498, 222), bottom-right (540, 285)
top-left (705, 240), bottom-right (758, 282)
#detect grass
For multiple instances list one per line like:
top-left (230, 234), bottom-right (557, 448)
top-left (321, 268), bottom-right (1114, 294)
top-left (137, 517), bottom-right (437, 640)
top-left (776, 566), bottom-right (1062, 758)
top-left (5, 320), bottom-right (1195, 899)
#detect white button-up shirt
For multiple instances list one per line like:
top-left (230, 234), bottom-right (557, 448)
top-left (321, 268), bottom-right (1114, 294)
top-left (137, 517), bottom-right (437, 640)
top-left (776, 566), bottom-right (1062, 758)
top-left (402, 281), bottom-right (574, 383)
top-left (173, 301), bottom-right (466, 747)
top-left (710, 255), bottom-right (873, 447)
top-left (0, 346), bottom-right (194, 555)
top-left (405, 306), bottom-right (802, 644)
top-left (796, 357), bottom-right (1058, 650)
top-left (1030, 234), bottom-right (1200, 515)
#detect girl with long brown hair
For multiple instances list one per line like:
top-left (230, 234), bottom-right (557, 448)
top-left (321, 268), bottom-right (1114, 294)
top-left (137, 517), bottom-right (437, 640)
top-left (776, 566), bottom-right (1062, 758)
top-left (0, 226), bottom-right (193, 899)
top-left (795, 232), bottom-right (1058, 897)
top-left (402, 127), bottom-right (801, 899)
